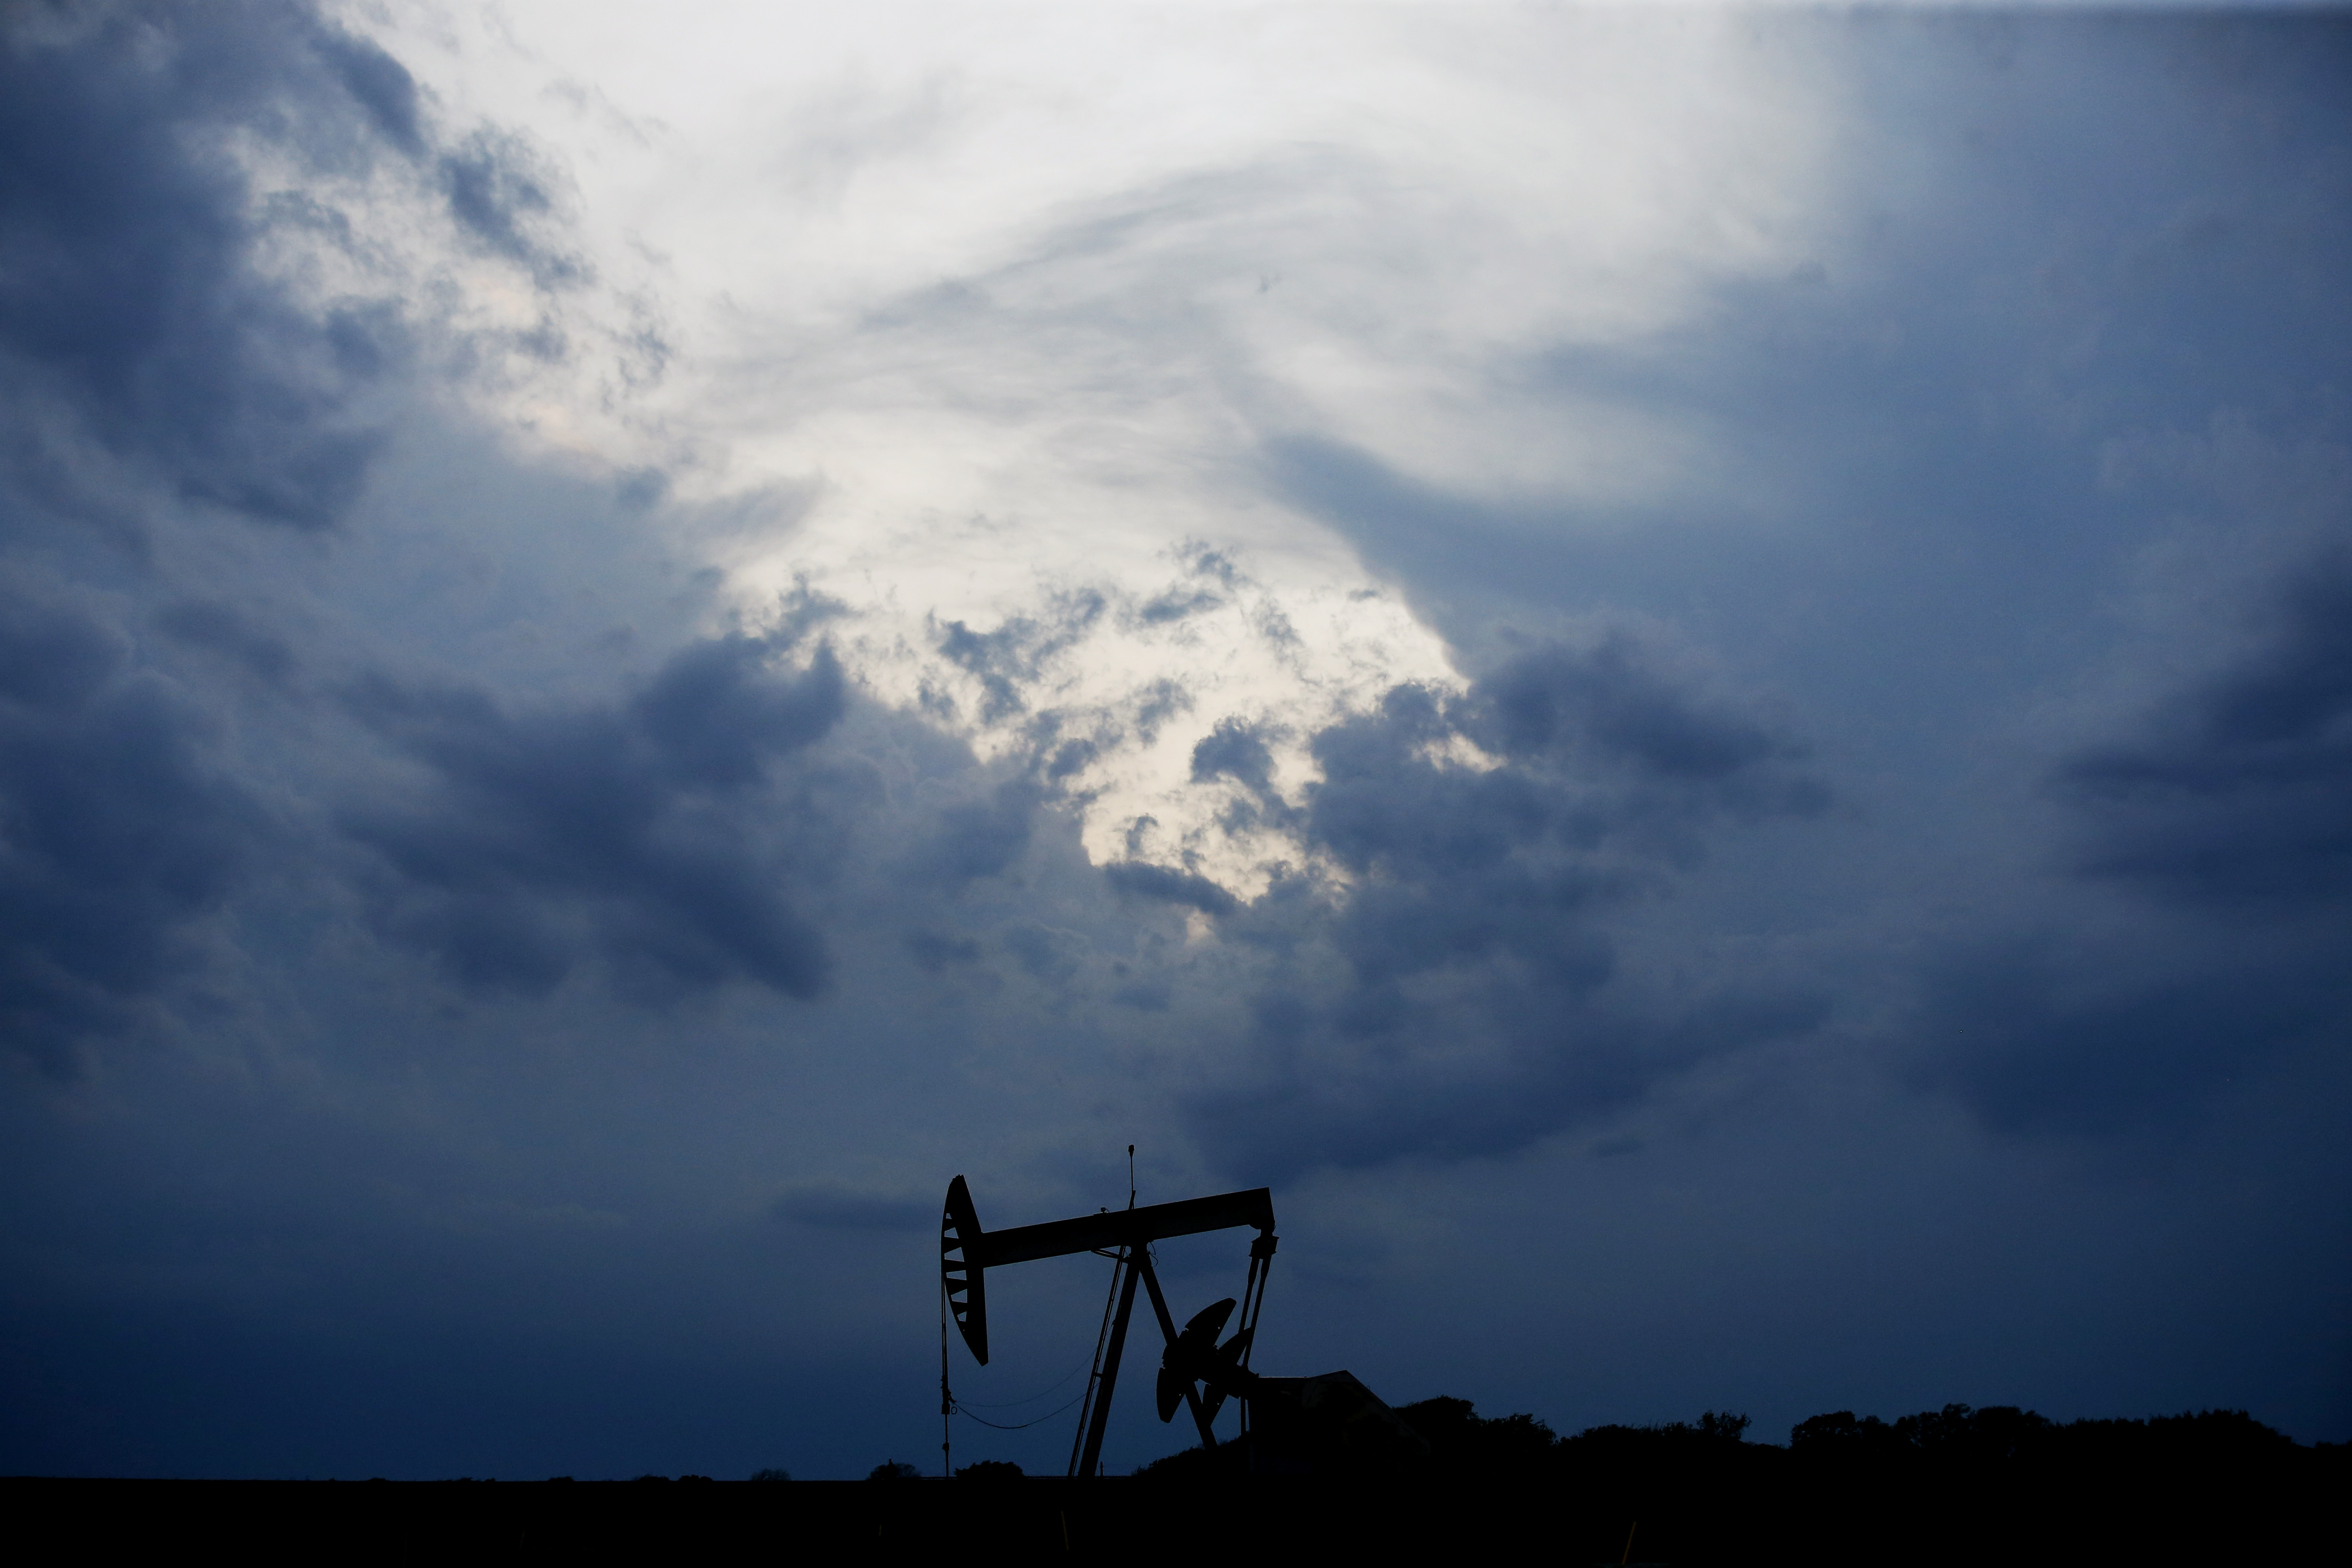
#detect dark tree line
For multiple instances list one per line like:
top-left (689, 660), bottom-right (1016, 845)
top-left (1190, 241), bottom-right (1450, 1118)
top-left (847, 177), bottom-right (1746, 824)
top-left (1385, 1396), bottom-right (2321, 1477)
top-left (1129, 1394), bottom-right (2339, 1560)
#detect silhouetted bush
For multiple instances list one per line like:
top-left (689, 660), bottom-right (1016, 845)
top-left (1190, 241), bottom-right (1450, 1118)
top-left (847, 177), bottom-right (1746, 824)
top-left (867, 1460), bottom-right (921, 1481)
top-left (955, 1460), bottom-right (1024, 1480)
top-left (1134, 1441), bottom-right (1239, 1478)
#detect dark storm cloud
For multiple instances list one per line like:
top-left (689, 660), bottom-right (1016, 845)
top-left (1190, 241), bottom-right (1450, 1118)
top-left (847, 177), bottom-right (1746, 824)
top-left (1908, 941), bottom-right (2343, 1140)
top-left (1191, 715), bottom-right (1291, 834)
top-left (1102, 859), bottom-right (1238, 918)
top-left (902, 779), bottom-right (1040, 889)
top-left (0, 2), bottom-right (605, 537)
top-left (1191, 716), bottom-right (1279, 791)
top-left (904, 930), bottom-right (982, 972)
top-left (2057, 554), bottom-right (2352, 911)
top-left (0, 580), bottom-right (261, 1074)
top-left (312, 28), bottom-right (425, 157)
top-left (0, 2), bottom-right (424, 532)
top-left (341, 634), bottom-right (849, 999)
top-left (771, 1185), bottom-right (930, 1232)
top-left (1252, 15), bottom-right (2351, 1170)
top-left (1917, 554), bottom-right (2352, 1139)
top-left (152, 598), bottom-right (297, 685)
top-left (1184, 637), bottom-right (1832, 1181)
top-left (1477, 635), bottom-right (1803, 786)
top-left (0, 2), bottom-right (448, 1075)
top-left (437, 127), bottom-right (588, 289)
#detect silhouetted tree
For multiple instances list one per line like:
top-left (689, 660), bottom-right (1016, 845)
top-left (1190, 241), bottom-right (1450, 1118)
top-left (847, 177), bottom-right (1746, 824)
top-left (1790, 1409), bottom-right (1903, 1455)
top-left (1397, 1396), bottom-right (1557, 1475)
top-left (867, 1460), bottom-right (920, 1481)
top-left (1698, 1410), bottom-right (1751, 1443)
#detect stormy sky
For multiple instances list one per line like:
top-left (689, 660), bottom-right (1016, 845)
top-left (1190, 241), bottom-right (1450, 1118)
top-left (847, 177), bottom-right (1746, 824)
top-left (2, 1), bottom-right (2346, 1480)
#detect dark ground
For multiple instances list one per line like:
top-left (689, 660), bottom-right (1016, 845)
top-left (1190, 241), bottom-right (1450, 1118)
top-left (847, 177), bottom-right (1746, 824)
top-left (4, 1441), bottom-right (2339, 1566)
top-left (6, 1403), bottom-right (2339, 1563)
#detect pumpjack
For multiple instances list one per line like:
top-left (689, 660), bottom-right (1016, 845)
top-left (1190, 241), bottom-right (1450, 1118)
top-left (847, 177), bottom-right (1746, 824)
top-left (941, 1169), bottom-right (1427, 1477)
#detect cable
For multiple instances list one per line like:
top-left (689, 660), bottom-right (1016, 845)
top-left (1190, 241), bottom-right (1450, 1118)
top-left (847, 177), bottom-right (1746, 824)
top-left (952, 1390), bottom-right (1088, 1431)
top-left (951, 1357), bottom-right (1093, 1409)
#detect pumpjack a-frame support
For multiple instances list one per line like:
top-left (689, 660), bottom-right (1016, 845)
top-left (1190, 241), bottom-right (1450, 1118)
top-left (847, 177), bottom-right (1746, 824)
top-left (941, 1175), bottom-right (1278, 1478)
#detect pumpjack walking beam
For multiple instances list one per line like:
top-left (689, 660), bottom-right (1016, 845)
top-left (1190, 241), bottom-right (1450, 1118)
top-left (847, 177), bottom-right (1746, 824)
top-left (941, 1177), bottom-right (1276, 1476)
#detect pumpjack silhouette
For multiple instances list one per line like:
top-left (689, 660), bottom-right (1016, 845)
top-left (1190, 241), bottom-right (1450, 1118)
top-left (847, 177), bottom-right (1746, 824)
top-left (941, 1170), bottom-right (1427, 1476)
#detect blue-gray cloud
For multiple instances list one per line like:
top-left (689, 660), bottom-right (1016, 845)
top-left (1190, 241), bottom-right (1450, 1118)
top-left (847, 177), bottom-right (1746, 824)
top-left (771, 1185), bottom-right (930, 1232)
top-left (1916, 552), bottom-right (2352, 1139)
top-left (340, 634), bottom-right (849, 1000)
top-left (0, 2), bottom-right (423, 532)
top-left (0, 579), bottom-right (262, 1074)
top-left (1181, 638), bottom-right (1832, 1182)
top-left (437, 126), bottom-right (588, 290)
top-left (2058, 554), bottom-right (2352, 912)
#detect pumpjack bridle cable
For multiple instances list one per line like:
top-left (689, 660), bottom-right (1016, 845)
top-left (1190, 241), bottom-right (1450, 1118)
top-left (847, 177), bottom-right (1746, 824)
top-left (950, 1391), bottom-right (1090, 1431)
top-left (941, 1294), bottom-right (1095, 1442)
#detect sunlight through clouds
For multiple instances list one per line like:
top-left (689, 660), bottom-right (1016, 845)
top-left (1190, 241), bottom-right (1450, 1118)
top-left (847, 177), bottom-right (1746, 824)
top-left (335, 1), bottom-right (1852, 890)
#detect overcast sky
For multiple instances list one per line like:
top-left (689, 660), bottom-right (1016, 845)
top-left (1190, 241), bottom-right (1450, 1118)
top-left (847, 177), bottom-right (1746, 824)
top-left (3, 1), bottom-right (2346, 1480)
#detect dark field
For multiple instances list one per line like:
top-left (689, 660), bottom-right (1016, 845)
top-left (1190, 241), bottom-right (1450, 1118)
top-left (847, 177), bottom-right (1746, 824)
top-left (8, 1414), bottom-right (2340, 1566)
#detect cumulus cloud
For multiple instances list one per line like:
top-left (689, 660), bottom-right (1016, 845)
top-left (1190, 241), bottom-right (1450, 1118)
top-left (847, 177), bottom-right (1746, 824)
top-left (1157, 635), bottom-right (1833, 1181)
